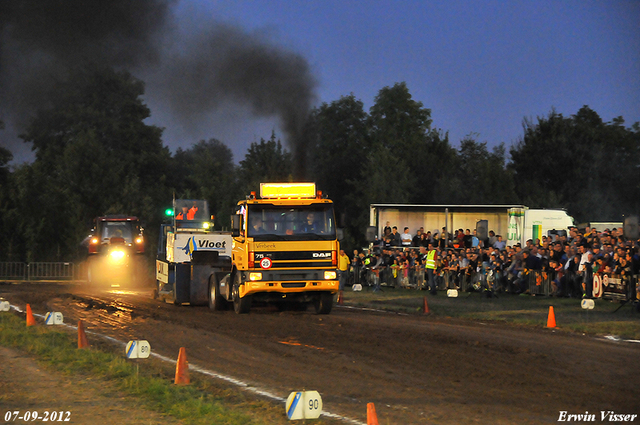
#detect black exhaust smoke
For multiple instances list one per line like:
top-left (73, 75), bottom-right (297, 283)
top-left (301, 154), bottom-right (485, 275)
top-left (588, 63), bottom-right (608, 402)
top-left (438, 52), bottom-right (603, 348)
top-left (149, 23), bottom-right (316, 178)
top-left (0, 1), bottom-right (316, 177)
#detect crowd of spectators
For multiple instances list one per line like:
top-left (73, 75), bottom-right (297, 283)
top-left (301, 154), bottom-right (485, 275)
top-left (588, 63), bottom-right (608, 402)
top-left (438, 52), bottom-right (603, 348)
top-left (347, 223), bottom-right (640, 299)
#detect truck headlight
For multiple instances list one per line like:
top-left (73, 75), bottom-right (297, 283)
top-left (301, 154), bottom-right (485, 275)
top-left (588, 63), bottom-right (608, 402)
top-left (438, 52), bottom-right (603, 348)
top-left (324, 271), bottom-right (337, 280)
top-left (249, 272), bottom-right (262, 281)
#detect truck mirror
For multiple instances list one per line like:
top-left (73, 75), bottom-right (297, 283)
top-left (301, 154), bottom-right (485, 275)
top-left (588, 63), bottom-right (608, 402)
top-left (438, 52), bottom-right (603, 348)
top-left (337, 228), bottom-right (344, 241)
top-left (230, 215), bottom-right (241, 237)
top-left (365, 226), bottom-right (376, 242)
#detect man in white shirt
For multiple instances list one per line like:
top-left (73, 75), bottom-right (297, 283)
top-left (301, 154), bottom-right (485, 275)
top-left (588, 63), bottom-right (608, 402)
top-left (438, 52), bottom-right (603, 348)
top-left (400, 227), bottom-right (412, 246)
top-left (493, 235), bottom-right (506, 250)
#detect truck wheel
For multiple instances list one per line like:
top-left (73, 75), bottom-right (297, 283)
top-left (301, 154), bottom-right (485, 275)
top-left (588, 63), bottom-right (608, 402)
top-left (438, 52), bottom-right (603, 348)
top-left (208, 275), bottom-right (225, 311)
top-left (232, 276), bottom-right (252, 314)
top-left (314, 292), bottom-right (333, 315)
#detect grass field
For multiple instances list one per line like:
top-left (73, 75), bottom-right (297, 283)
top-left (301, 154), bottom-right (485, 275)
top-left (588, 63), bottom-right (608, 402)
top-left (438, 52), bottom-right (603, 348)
top-left (339, 286), bottom-right (640, 340)
top-left (0, 313), bottom-right (340, 425)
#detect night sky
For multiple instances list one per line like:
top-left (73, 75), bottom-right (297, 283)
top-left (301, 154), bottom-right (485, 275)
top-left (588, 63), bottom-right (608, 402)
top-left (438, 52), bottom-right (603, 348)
top-left (2, 0), bottom-right (639, 164)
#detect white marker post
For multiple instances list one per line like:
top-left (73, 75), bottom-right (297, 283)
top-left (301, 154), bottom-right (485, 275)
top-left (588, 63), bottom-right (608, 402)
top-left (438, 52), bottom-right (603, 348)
top-left (125, 340), bottom-right (151, 359)
top-left (44, 312), bottom-right (64, 325)
top-left (286, 390), bottom-right (322, 420)
top-left (581, 299), bottom-right (595, 310)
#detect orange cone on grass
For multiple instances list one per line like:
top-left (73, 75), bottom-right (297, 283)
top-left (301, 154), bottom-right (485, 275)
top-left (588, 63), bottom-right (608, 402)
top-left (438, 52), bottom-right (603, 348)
top-left (174, 347), bottom-right (190, 385)
top-left (77, 320), bottom-right (89, 349)
top-left (547, 306), bottom-right (556, 328)
top-left (26, 304), bottom-right (36, 326)
top-left (423, 296), bottom-right (430, 314)
top-left (367, 402), bottom-right (379, 425)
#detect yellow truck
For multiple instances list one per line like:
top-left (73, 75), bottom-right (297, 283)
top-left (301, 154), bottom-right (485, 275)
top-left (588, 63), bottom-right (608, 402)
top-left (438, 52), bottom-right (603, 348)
top-left (212, 183), bottom-right (340, 314)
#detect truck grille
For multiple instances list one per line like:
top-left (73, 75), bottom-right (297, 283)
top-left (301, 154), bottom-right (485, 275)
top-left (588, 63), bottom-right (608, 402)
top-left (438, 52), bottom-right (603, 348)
top-left (281, 282), bottom-right (306, 288)
top-left (254, 251), bottom-right (332, 269)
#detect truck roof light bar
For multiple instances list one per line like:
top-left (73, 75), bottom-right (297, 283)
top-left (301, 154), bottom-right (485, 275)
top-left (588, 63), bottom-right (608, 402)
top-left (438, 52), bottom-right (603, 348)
top-left (259, 183), bottom-right (316, 199)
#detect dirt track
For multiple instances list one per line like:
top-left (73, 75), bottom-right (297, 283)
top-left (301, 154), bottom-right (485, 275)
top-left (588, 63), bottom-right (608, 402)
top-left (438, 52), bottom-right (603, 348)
top-left (2, 283), bottom-right (639, 424)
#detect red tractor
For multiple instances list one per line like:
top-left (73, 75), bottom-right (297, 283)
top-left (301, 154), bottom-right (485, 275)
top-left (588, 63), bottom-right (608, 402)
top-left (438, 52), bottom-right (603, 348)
top-left (86, 215), bottom-right (145, 288)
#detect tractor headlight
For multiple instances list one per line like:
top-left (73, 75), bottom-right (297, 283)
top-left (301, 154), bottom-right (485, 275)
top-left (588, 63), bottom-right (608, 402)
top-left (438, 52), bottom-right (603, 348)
top-left (109, 249), bottom-right (126, 263)
top-left (249, 272), bottom-right (262, 281)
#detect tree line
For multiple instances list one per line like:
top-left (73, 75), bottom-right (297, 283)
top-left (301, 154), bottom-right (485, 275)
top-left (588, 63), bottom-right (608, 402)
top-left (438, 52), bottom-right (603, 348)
top-left (0, 66), bottom-right (638, 262)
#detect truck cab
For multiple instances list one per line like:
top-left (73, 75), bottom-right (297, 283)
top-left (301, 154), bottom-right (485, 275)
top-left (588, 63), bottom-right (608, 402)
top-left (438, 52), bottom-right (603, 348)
top-left (225, 183), bottom-right (340, 314)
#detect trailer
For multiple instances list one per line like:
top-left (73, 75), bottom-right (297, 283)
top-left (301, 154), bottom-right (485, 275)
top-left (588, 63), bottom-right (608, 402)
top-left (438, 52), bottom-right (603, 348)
top-left (155, 199), bottom-right (232, 305)
top-left (370, 204), bottom-right (574, 246)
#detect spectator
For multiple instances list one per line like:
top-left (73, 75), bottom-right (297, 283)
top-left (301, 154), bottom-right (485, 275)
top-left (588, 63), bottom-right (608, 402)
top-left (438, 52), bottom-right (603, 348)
top-left (351, 249), bottom-right (363, 285)
top-left (390, 226), bottom-right (401, 246)
top-left (421, 231), bottom-right (431, 247)
top-left (488, 230), bottom-right (497, 247)
top-left (425, 242), bottom-right (438, 295)
top-left (463, 229), bottom-right (473, 248)
top-left (493, 235), bottom-right (506, 250)
top-left (471, 230), bottom-right (480, 248)
top-left (401, 227), bottom-right (412, 246)
top-left (439, 227), bottom-right (449, 249)
top-left (383, 221), bottom-right (392, 237)
top-left (337, 249), bottom-right (350, 291)
top-left (412, 229), bottom-right (423, 247)
top-left (579, 251), bottom-right (594, 298)
top-left (525, 249), bottom-right (542, 270)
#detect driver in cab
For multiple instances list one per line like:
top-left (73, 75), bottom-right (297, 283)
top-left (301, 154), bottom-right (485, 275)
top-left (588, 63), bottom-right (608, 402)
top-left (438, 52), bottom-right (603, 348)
top-left (251, 217), bottom-right (266, 234)
top-left (176, 203), bottom-right (198, 220)
top-left (302, 213), bottom-right (317, 233)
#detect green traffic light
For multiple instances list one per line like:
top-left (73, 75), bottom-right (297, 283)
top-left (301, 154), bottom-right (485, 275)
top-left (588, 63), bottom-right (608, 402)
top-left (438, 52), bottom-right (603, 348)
top-left (165, 208), bottom-right (174, 216)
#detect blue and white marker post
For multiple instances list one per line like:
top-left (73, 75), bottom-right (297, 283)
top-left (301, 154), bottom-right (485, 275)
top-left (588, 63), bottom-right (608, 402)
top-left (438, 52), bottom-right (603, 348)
top-left (125, 340), bottom-right (151, 384)
top-left (285, 390), bottom-right (323, 420)
top-left (44, 312), bottom-right (64, 325)
top-left (125, 340), bottom-right (151, 359)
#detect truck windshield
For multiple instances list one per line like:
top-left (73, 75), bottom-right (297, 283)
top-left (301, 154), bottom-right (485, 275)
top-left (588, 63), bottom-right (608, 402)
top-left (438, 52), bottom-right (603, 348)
top-left (174, 199), bottom-right (209, 229)
top-left (247, 204), bottom-right (336, 241)
top-left (101, 222), bottom-right (134, 243)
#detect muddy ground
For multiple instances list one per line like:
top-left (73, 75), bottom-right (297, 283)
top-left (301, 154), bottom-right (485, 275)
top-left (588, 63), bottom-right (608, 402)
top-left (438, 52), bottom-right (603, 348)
top-left (2, 283), bottom-right (639, 424)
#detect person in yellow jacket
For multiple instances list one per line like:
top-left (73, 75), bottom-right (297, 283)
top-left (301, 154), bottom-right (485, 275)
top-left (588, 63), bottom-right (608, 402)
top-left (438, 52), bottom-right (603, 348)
top-left (337, 249), bottom-right (350, 291)
top-left (425, 242), bottom-right (438, 295)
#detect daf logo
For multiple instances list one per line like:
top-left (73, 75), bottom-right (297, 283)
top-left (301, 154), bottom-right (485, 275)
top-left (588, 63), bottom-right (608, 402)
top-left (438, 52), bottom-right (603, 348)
top-left (312, 252), bottom-right (331, 258)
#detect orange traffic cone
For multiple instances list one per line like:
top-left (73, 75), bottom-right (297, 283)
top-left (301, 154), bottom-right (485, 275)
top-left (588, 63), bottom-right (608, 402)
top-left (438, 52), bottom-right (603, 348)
top-left (337, 291), bottom-right (344, 305)
top-left (547, 306), bottom-right (556, 328)
top-left (367, 402), bottom-right (379, 425)
top-left (423, 296), bottom-right (430, 314)
top-left (77, 320), bottom-right (89, 349)
top-left (174, 347), bottom-right (190, 385)
top-left (25, 304), bottom-right (37, 327)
